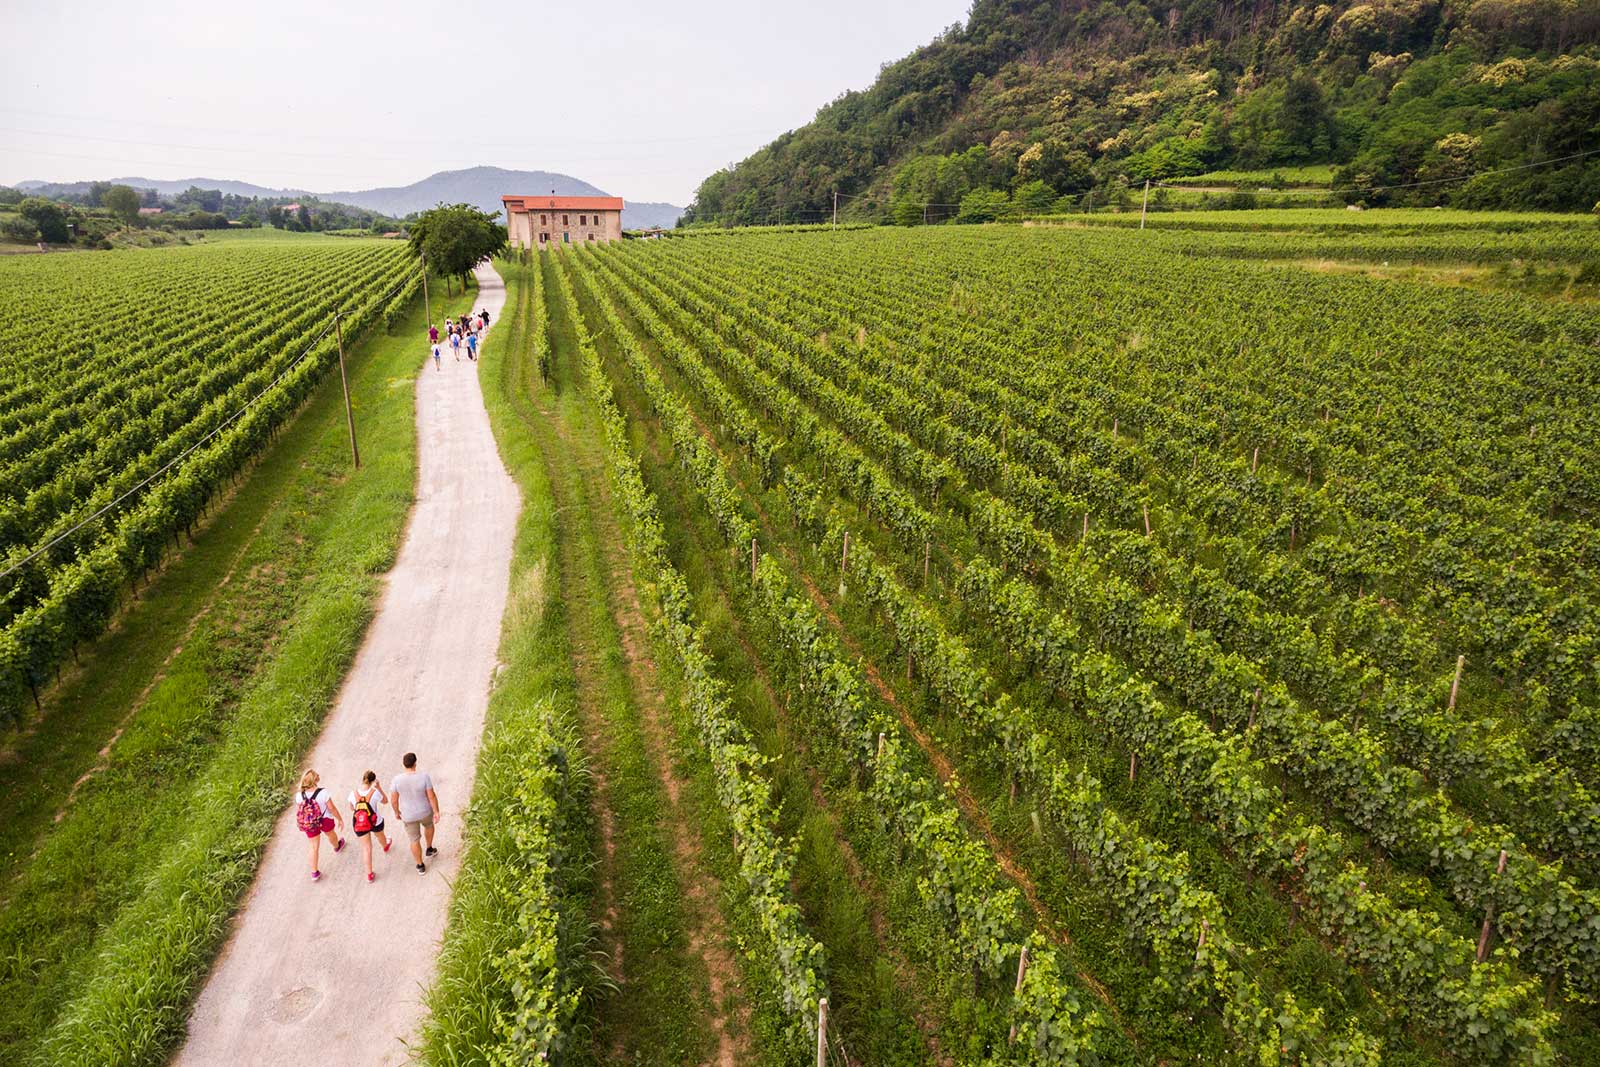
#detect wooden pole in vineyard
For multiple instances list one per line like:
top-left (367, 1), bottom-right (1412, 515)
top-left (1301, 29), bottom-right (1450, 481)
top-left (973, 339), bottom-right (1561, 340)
top-left (832, 190), bottom-right (838, 231)
top-left (333, 312), bottom-right (360, 470)
top-left (420, 252), bottom-right (431, 328)
top-left (1140, 179), bottom-right (1150, 230)
top-left (1008, 945), bottom-right (1031, 1043)
top-left (816, 997), bottom-right (829, 1067)
top-left (1477, 850), bottom-right (1509, 962)
top-left (1448, 654), bottom-right (1465, 710)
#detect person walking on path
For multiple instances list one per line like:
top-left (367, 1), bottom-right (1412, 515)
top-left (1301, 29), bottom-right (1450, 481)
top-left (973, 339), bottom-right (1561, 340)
top-left (295, 770), bottom-right (345, 881)
top-left (349, 771), bottom-right (393, 883)
top-left (466, 331), bottom-right (478, 361)
top-left (449, 330), bottom-right (461, 362)
top-left (391, 752), bottom-right (440, 874)
top-left (431, 343), bottom-right (441, 372)
top-left (480, 307), bottom-right (491, 329)
top-left (428, 323), bottom-right (438, 345)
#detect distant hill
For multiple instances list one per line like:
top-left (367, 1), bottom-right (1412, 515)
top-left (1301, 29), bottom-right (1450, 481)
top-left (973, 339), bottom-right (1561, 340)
top-left (17, 176), bottom-right (311, 200)
top-left (327, 166), bottom-right (684, 229)
top-left (17, 166), bottom-right (684, 230)
top-left (686, 0), bottom-right (1600, 224)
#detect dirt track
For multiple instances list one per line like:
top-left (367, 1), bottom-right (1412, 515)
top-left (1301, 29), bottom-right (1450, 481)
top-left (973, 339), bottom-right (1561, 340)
top-left (174, 262), bottom-right (517, 1065)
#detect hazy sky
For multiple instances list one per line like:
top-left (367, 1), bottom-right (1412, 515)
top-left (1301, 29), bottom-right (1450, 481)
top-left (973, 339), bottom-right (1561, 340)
top-left (1, 0), bottom-right (972, 206)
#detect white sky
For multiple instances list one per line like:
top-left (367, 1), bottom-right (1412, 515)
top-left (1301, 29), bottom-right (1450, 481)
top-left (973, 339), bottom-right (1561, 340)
top-left (1, 0), bottom-right (972, 206)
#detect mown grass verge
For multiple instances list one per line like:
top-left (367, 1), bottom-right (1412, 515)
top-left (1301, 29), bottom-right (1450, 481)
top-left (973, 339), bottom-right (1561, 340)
top-left (416, 262), bottom-right (599, 1064)
top-left (5, 281), bottom-right (470, 1066)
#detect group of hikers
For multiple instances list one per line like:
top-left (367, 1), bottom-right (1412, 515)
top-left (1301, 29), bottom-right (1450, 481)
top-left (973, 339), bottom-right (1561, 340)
top-left (427, 308), bottom-right (492, 370)
top-left (295, 752), bottom-right (441, 882)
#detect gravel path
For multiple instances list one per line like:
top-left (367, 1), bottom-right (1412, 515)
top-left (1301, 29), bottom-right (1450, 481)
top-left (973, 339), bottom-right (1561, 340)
top-left (174, 262), bottom-right (517, 1065)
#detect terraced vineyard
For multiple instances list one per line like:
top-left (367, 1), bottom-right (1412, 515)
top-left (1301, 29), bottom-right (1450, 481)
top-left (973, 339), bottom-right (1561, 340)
top-left (0, 238), bottom-right (418, 723)
top-left (481, 223), bottom-right (1600, 1065)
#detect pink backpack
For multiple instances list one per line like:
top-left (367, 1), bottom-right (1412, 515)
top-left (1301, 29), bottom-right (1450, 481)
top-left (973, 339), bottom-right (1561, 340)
top-left (296, 790), bottom-right (323, 834)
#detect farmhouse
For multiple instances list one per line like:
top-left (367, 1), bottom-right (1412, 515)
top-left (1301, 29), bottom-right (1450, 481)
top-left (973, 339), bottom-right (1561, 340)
top-left (503, 194), bottom-right (624, 249)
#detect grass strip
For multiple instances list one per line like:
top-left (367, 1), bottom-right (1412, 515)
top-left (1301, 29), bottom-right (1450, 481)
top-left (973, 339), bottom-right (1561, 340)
top-left (25, 283), bottom-right (469, 1067)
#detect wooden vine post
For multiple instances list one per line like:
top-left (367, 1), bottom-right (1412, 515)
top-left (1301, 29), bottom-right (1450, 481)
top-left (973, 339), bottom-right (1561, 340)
top-left (333, 312), bottom-right (360, 470)
top-left (923, 538), bottom-right (931, 584)
top-left (816, 997), bottom-right (829, 1067)
top-left (1477, 850), bottom-right (1509, 963)
top-left (751, 538), bottom-right (758, 583)
top-left (420, 251), bottom-right (431, 327)
top-left (1251, 446), bottom-right (1259, 474)
top-left (1007, 945), bottom-right (1031, 1044)
top-left (1196, 920), bottom-right (1209, 962)
top-left (1143, 504), bottom-right (1152, 536)
top-left (1448, 654), bottom-right (1466, 710)
top-left (1247, 686), bottom-right (1261, 731)
top-left (840, 531), bottom-right (849, 574)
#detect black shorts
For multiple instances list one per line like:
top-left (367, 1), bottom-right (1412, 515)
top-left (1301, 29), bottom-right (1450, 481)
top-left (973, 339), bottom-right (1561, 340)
top-left (355, 819), bottom-right (385, 837)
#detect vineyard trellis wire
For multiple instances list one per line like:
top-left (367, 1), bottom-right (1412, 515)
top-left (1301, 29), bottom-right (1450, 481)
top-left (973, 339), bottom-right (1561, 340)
top-left (0, 246), bottom-right (425, 721)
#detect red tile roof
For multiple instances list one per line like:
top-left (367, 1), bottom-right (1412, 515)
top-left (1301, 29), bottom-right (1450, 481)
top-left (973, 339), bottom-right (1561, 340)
top-left (502, 195), bottom-right (624, 212)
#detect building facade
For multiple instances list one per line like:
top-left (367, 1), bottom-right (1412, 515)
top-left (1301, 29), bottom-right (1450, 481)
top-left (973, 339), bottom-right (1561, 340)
top-left (503, 194), bottom-right (625, 249)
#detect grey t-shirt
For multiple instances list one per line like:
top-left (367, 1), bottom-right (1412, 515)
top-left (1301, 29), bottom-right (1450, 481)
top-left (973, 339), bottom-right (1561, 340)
top-left (392, 771), bottom-right (435, 822)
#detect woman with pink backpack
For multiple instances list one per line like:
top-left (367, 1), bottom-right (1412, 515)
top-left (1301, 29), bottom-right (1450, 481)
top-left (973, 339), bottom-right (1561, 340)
top-left (295, 769), bottom-right (345, 881)
top-left (348, 770), bottom-right (393, 882)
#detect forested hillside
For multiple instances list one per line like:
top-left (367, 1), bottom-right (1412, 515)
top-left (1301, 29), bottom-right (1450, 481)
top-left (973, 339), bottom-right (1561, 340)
top-left (684, 0), bottom-right (1600, 224)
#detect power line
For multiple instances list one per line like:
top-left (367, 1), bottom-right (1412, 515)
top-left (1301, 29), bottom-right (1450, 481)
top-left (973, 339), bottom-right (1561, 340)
top-left (0, 266), bottom-right (420, 584)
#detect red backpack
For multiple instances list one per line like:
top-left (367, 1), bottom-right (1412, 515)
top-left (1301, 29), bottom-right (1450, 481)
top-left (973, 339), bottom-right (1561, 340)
top-left (352, 789), bottom-right (378, 833)
top-left (296, 790), bottom-right (324, 834)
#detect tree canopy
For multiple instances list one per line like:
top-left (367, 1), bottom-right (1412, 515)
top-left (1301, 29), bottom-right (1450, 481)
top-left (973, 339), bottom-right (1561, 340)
top-left (103, 185), bottom-right (141, 228)
top-left (682, 0), bottom-right (1600, 223)
top-left (408, 203), bottom-right (508, 283)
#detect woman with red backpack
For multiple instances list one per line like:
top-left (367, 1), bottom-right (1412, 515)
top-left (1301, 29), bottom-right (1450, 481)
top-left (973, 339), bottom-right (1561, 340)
top-left (295, 769), bottom-right (345, 881)
top-left (348, 770), bottom-right (393, 883)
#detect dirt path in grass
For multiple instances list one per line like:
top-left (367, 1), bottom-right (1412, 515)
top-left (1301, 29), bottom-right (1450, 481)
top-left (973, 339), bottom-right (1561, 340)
top-left (174, 263), bottom-right (517, 1067)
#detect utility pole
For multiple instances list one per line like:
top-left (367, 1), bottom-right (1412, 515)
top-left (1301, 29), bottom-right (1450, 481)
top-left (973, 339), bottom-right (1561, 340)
top-left (420, 251), bottom-right (431, 329)
top-left (333, 312), bottom-right (360, 470)
top-left (832, 188), bottom-right (838, 230)
top-left (1140, 179), bottom-right (1150, 230)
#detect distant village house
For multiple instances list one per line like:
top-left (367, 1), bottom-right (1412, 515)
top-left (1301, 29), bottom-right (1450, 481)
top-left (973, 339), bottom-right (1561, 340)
top-left (502, 194), bottom-right (624, 248)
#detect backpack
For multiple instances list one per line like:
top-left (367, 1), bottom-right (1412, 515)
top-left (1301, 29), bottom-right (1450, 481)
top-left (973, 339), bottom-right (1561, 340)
top-left (352, 789), bottom-right (377, 833)
top-left (296, 790), bottom-right (323, 834)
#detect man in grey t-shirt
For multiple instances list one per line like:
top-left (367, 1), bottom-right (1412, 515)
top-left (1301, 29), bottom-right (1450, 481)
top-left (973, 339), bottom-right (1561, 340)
top-left (391, 751), bottom-right (441, 874)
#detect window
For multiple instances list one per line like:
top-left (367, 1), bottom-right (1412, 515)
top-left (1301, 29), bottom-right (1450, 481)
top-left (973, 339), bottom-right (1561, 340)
top-left (563, 232), bottom-right (570, 244)
top-left (539, 232), bottom-right (548, 244)
top-left (579, 214), bottom-right (586, 225)
top-left (540, 214), bottom-right (547, 224)
top-left (587, 233), bottom-right (594, 241)
top-left (562, 214), bottom-right (569, 225)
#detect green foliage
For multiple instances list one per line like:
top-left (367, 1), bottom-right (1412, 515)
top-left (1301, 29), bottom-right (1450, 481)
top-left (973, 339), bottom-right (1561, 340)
top-left (102, 185), bottom-right (141, 228)
top-left (18, 197), bottom-right (69, 242)
top-left (957, 188), bottom-right (1013, 224)
top-left (684, 0), bottom-right (1600, 223)
top-left (0, 240), bottom-right (420, 725)
top-left (409, 202), bottom-right (508, 284)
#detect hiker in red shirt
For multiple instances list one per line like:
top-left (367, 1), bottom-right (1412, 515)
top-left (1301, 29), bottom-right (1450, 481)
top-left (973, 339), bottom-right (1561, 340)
top-left (348, 770), bottom-right (393, 883)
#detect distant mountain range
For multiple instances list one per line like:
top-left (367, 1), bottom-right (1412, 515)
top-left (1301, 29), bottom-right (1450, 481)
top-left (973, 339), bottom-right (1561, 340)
top-left (16, 166), bottom-right (684, 229)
